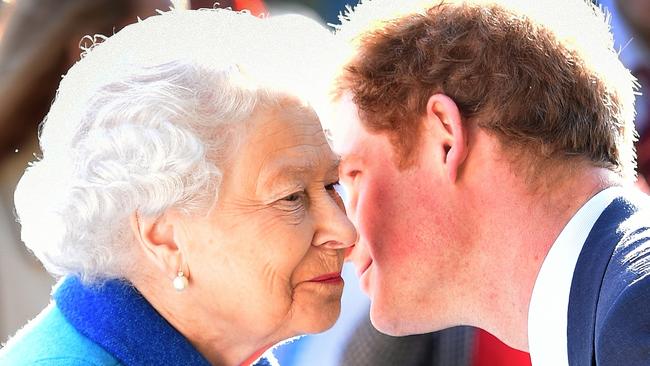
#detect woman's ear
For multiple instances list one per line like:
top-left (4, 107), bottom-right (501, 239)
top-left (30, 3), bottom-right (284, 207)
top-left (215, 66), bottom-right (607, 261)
top-left (424, 94), bottom-right (468, 183)
top-left (130, 210), bottom-right (185, 280)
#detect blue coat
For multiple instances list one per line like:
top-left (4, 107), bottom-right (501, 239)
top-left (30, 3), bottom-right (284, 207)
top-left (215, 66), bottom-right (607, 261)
top-left (0, 277), bottom-right (272, 365)
top-left (0, 303), bottom-right (120, 365)
top-left (568, 192), bottom-right (650, 365)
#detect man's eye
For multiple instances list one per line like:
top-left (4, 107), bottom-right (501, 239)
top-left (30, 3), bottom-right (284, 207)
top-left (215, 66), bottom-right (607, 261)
top-left (346, 170), bottom-right (360, 180)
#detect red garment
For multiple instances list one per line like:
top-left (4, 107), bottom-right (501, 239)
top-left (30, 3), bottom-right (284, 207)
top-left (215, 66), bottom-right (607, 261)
top-left (189, 0), bottom-right (266, 16)
top-left (233, 0), bottom-right (266, 15)
top-left (473, 329), bottom-right (531, 366)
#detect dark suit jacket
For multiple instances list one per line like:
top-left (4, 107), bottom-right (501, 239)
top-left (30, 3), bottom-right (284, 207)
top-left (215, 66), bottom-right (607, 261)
top-left (568, 191), bottom-right (650, 365)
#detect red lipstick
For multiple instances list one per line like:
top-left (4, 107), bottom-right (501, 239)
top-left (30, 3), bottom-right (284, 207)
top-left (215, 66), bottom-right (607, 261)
top-left (308, 272), bottom-right (343, 284)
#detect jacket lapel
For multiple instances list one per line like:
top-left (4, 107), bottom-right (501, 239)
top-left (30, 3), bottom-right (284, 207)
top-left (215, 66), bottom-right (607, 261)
top-left (567, 196), bottom-right (636, 365)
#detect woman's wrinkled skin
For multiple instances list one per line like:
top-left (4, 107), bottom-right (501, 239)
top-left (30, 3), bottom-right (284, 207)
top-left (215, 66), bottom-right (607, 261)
top-left (134, 97), bottom-right (358, 365)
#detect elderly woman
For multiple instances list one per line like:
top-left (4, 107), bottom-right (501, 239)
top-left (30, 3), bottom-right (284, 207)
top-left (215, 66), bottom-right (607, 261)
top-left (0, 9), bottom-right (356, 366)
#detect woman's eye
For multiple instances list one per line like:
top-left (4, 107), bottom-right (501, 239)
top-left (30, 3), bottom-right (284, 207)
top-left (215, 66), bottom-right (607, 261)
top-left (276, 190), bottom-right (307, 221)
top-left (325, 181), bottom-right (340, 192)
top-left (282, 192), bottom-right (304, 202)
top-left (326, 181), bottom-right (347, 201)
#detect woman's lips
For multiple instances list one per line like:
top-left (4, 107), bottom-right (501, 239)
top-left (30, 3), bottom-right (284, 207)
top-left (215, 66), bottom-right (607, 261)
top-left (308, 272), bottom-right (343, 284)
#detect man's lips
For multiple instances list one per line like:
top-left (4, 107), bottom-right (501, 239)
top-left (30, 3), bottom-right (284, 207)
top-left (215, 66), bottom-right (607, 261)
top-left (356, 258), bottom-right (372, 278)
top-left (307, 272), bottom-right (343, 284)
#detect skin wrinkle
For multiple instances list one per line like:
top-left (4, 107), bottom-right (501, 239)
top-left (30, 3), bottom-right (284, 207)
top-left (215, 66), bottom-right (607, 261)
top-left (284, 252), bottom-right (340, 328)
top-left (254, 138), bottom-right (336, 171)
top-left (129, 96), bottom-right (357, 365)
top-left (258, 169), bottom-right (341, 210)
top-left (225, 99), bottom-right (346, 354)
top-left (255, 141), bottom-right (336, 187)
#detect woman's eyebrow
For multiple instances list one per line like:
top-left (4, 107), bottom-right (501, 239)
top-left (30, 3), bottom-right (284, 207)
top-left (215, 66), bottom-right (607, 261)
top-left (327, 156), bottom-right (342, 177)
top-left (257, 158), bottom-right (317, 193)
top-left (259, 156), bottom-right (340, 189)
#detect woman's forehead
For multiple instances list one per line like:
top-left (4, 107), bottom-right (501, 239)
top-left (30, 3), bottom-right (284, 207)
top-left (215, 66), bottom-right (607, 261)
top-left (246, 101), bottom-right (325, 150)
top-left (230, 102), bottom-right (338, 185)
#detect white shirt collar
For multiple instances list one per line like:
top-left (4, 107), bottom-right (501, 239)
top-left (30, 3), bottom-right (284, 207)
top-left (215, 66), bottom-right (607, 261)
top-left (527, 186), bottom-right (624, 366)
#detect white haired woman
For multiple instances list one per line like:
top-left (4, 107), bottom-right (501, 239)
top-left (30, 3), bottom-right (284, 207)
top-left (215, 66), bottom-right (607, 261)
top-left (0, 9), bottom-right (356, 366)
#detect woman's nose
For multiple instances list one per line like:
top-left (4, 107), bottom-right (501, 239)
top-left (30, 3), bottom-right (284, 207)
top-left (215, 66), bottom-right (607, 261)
top-left (313, 194), bottom-right (358, 250)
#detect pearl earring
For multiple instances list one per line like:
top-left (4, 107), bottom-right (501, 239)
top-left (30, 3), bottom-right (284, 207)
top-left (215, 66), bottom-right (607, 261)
top-left (173, 269), bottom-right (188, 291)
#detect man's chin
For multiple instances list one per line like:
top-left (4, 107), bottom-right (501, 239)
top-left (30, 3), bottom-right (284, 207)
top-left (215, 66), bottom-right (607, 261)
top-left (368, 300), bottom-right (446, 336)
top-left (368, 301), bottom-right (414, 336)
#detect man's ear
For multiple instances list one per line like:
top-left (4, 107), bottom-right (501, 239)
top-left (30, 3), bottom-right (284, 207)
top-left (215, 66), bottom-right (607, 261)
top-left (424, 94), bottom-right (468, 182)
top-left (130, 210), bottom-right (186, 281)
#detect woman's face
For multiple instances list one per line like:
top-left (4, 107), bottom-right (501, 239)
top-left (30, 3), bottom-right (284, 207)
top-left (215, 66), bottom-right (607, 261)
top-left (179, 99), bottom-right (357, 345)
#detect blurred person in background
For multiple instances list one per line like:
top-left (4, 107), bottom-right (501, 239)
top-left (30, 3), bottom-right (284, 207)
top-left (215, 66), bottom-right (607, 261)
top-left (0, 0), bottom-right (173, 345)
top-left (190, 0), bottom-right (266, 14)
top-left (0, 8), bottom-right (356, 365)
top-left (0, 0), bottom-right (173, 161)
top-left (0, 2), bottom-right (12, 38)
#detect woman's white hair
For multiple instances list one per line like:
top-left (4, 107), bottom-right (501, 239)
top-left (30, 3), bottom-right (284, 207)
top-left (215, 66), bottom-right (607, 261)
top-left (14, 9), bottom-right (340, 283)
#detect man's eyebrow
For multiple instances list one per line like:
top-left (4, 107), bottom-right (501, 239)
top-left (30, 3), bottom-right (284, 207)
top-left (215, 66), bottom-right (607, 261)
top-left (338, 152), bottom-right (360, 167)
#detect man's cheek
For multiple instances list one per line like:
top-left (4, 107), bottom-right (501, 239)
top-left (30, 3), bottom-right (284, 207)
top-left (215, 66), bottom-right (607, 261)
top-left (339, 180), bottom-right (357, 217)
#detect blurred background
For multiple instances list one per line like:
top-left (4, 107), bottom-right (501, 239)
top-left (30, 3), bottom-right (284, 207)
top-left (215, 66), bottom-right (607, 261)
top-left (0, 0), bottom-right (646, 365)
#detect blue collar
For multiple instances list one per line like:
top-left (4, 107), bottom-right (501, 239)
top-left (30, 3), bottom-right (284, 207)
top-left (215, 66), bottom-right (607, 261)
top-left (54, 276), bottom-right (213, 365)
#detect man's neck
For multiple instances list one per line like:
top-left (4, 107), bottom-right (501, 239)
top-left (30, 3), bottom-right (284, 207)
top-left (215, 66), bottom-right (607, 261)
top-left (464, 165), bottom-right (621, 350)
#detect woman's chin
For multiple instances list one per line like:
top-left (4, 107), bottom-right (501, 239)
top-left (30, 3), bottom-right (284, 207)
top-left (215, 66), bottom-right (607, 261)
top-left (277, 284), bottom-right (344, 336)
top-left (296, 302), bottom-right (341, 335)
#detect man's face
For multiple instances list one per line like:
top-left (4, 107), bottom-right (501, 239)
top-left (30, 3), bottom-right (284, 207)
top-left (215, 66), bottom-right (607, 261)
top-left (330, 95), bottom-right (466, 335)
